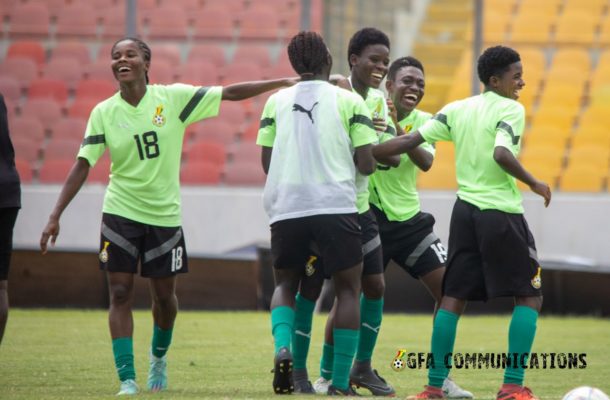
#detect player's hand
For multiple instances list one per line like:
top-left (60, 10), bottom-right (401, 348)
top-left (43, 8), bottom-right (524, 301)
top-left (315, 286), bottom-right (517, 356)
top-left (330, 74), bottom-right (351, 90)
top-left (386, 98), bottom-right (399, 129)
top-left (530, 180), bottom-right (551, 207)
top-left (372, 117), bottom-right (387, 134)
top-left (40, 217), bottom-right (60, 254)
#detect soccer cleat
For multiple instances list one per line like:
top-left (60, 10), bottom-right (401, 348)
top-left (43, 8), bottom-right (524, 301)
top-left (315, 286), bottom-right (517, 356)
top-left (406, 386), bottom-right (446, 399)
top-left (272, 347), bottom-right (294, 394)
top-left (293, 379), bottom-right (316, 394)
top-left (328, 384), bottom-right (361, 396)
top-left (443, 377), bottom-right (473, 399)
top-left (496, 385), bottom-right (539, 400)
top-left (147, 353), bottom-right (168, 392)
top-left (313, 377), bottom-right (332, 394)
top-left (349, 367), bottom-right (395, 397)
top-left (116, 379), bottom-right (139, 396)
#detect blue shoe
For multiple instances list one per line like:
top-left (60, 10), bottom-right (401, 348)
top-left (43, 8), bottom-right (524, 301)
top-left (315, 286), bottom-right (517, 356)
top-left (116, 379), bottom-right (139, 396)
top-left (147, 354), bottom-right (167, 392)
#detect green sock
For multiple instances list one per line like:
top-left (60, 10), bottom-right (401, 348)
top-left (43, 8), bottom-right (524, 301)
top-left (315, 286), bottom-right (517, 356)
top-left (320, 342), bottom-right (334, 380)
top-left (355, 295), bottom-right (383, 362)
top-left (332, 329), bottom-right (358, 390)
top-left (271, 306), bottom-right (294, 354)
top-left (504, 305), bottom-right (538, 385)
top-left (151, 324), bottom-right (173, 358)
top-left (112, 337), bottom-right (136, 381)
top-left (292, 293), bottom-right (316, 370)
top-left (428, 309), bottom-right (459, 388)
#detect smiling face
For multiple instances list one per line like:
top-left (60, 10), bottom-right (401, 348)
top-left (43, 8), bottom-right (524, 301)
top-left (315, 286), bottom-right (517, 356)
top-left (490, 61), bottom-right (525, 100)
top-left (111, 39), bottom-right (149, 84)
top-left (350, 43), bottom-right (390, 89)
top-left (387, 65), bottom-right (425, 114)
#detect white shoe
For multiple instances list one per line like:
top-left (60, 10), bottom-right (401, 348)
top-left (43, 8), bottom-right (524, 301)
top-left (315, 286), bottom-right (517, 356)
top-left (117, 379), bottom-right (139, 396)
top-left (313, 377), bottom-right (332, 394)
top-left (147, 354), bottom-right (168, 392)
top-left (443, 377), bottom-right (473, 398)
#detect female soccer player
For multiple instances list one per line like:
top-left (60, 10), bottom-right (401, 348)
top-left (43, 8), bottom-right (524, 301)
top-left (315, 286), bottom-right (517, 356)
top-left (39, 37), bottom-right (296, 396)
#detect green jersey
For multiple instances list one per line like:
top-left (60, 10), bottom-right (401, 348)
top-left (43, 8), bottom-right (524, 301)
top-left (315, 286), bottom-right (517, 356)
top-left (369, 109), bottom-right (435, 221)
top-left (78, 84), bottom-right (222, 226)
top-left (419, 91), bottom-right (525, 213)
top-left (348, 78), bottom-right (396, 213)
top-left (257, 80), bottom-right (377, 224)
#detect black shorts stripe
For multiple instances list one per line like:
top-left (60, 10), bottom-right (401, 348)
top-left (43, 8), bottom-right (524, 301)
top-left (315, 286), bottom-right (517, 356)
top-left (82, 134), bottom-right (105, 146)
top-left (349, 114), bottom-right (375, 130)
top-left (179, 86), bottom-right (210, 122)
top-left (101, 223), bottom-right (138, 259)
top-left (405, 232), bottom-right (439, 267)
top-left (143, 229), bottom-right (182, 263)
top-left (362, 234), bottom-right (381, 256)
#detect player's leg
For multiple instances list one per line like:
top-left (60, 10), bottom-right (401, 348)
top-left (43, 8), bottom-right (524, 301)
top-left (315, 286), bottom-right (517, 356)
top-left (313, 296), bottom-right (335, 394)
top-left (0, 207), bottom-right (18, 345)
top-left (292, 255), bottom-right (324, 394)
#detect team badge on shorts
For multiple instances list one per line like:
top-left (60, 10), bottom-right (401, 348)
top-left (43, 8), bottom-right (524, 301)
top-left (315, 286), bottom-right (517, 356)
top-left (305, 255), bottom-right (317, 276)
top-left (390, 349), bottom-right (407, 371)
top-left (99, 241), bottom-right (110, 263)
top-left (531, 266), bottom-right (542, 289)
top-left (152, 105), bottom-right (166, 127)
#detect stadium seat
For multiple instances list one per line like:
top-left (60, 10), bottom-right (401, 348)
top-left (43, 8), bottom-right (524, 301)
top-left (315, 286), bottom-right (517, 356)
top-left (221, 63), bottom-right (264, 84)
top-left (151, 44), bottom-right (182, 65)
top-left (10, 116), bottom-right (46, 141)
top-left (67, 98), bottom-right (98, 119)
top-left (0, 77), bottom-right (21, 104)
top-left (578, 106), bottom-right (610, 131)
top-left (191, 8), bottom-right (235, 40)
top-left (6, 41), bottom-right (46, 67)
top-left (75, 79), bottom-right (118, 102)
top-left (145, 6), bottom-right (189, 40)
top-left (55, 4), bottom-right (98, 38)
top-left (590, 58), bottom-right (610, 87)
top-left (529, 105), bottom-right (577, 133)
top-left (524, 128), bottom-right (568, 151)
top-left (99, 5), bottom-right (129, 39)
top-left (7, 2), bottom-right (51, 39)
top-left (49, 42), bottom-right (92, 65)
top-left (186, 120), bottom-right (241, 145)
top-left (553, 11), bottom-right (599, 44)
top-left (20, 98), bottom-right (63, 127)
top-left (551, 48), bottom-right (591, 73)
top-left (417, 160), bottom-right (457, 190)
top-left (509, 12), bottom-right (555, 44)
top-left (562, 0), bottom-right (608, 15)
top-left (181, 160), bottom-right (223, 185)
top-left (38, 159), bottom-right (74, 183)
top-left (485, 0), bottom-right (516, 16)
top-left (185, 140), bottom-right (227, 166)
top-left (87, 156), bottom-right (111, 184)
top-left (217, 101), bottom-right (249, 123)
top-left (567, 145), bottom-right (610, 169)
top-left (520, 144), bottom-right (565, 172)
top-left (0, 58), bottom-right (39, 90)
top-left (536, 83), bottom-right (584, 110)
top-left (187, 44), bottom-right (227, 68)
top-left (599, 16), bottom-right (610, 45)
top-left (148, 59), bottom-right (175, 85)
top-left (84, 60), bottom-right (115, 82)
top-left (14, 158), bottom-right (33, 183)
top-left (516, 163), bottom-right (558, 191)
top-left (11, 137), bottom-right (41, 163)
top-left (44, 138), bottom-right (82, 160)
top-left (50, 117), bottom-right (87, 141)
top-left (27, 78), bottom-right (69, 104)
top-left (571, 126), bottom-right (610, 148)
top-left (177, 60), bottom-right (221, 86)
top-left (238, 7), bottom-right (280, 40)
top-left (560, 164), bottom-right (606, 192)
top-left (589, 85), bottom-right (610, 109)
top-left (200, 0), bottom-right (245, 15)
top-left (232, 45), bottom-right (272, 68)
top-left (42, 57), bottom-right (83, 90)
top-left (223, 160), bottom-right (266, 185)
top-left (227, 141), bottom-right (260, 164)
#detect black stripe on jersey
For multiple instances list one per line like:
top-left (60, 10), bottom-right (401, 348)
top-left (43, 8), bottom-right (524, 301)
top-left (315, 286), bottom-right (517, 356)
top-left (82, 134), bottom-right (105, 146)
top-left (385, 124), bottom-right (396, 136)
top-left (433, 113), bottom-right (449, 129)
top-left (179, 86), bottom-right (210, 122)
top-left (259, 117), bottom-right (275, 129)
top-left (350, 114), bottom-right (375, 130)
top-left (497, 121), bottom-right (520, 145)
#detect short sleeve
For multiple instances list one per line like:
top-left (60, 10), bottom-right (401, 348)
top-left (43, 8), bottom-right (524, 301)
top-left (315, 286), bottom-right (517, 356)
top-left (77, 105), bottom-right (106, 167)
top-left (256, 94), bottom-right (277, 147)
top-left (349, 97), bottom-right (378, 148)
top-left (172, 84), bottom-right (222, 126)
top-left (494, 102), bottom-right (525, 155)
top-left (419, 105), bottom-right (453, 144)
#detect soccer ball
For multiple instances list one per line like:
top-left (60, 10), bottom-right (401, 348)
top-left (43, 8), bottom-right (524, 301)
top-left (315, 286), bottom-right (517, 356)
top-left (391, 357), bottom-right (405, 371)
top-left (562, 387), bottom-right (609, 400)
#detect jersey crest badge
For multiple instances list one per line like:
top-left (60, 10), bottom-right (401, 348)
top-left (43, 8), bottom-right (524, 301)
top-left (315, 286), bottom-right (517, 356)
top-left (152, 105), bottom-right (166, 127)
top-left (99, 241), bottom-right (110, 263)
top-left (531, 266), bottom-right (542, 289)
top-left (305, 255), bottom-right (317, 276)
top-left (403, 124), bottom-right (413, 133)
top-left (390, 348), bottom-right (407, 371)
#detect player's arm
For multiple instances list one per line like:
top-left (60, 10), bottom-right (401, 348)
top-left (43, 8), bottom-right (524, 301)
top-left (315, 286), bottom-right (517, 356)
top-left (372, 130), bottom-right (425, 160)
top-left (40, 158), bottom-right (90, 254)
top-left (221, 78), bottom-right (298, 101)
top-left (386, 98), bottom-right (432, 171)
top-left (261, 146), bottom-right (272, 175)
top-left (355, 144), bottom-right (376, 175)
top-left (493, 147), bottom-right (551, 207)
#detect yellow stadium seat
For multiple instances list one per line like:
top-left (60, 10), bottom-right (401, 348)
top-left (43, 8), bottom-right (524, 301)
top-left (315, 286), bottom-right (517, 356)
top-left (571, 126), bottom-right (610, 148)
top-left (562, 0), bottom-right (608, 14)
top-left (510, 13), bottom-right (555, 44)
top-left (579, 105), bottom-right (610, 128)
top-left (600, 17), bottom-right (610, 44)
top-left (517, 163), bottom-right (559, 190)
top-left (590, 61), bottom-right (610, 87)
top-left (524, 129), bottom-right (568, 151)
top-left (537, 82), bottom-right (585, 110)
top-left (552, 48), bottom-right (592, 72)
top-left (520, 143), bottom-right (565, 172)
top-left (567, 145), bottom-right (610, 169)
top-left (485, 0), bottom-right (517, 16)
top-left (529, 105), bottom-right (578, 132)
top-left (553, 11), bottom-right (599, 44)
top-left (560, 165), bottom-right (606, 192)
top-left (417, 160), bottom-right (457, 190)
top-left (589, 84), bottom-right (610, 108)
top-left (518, 0), bottom-right (562, 15)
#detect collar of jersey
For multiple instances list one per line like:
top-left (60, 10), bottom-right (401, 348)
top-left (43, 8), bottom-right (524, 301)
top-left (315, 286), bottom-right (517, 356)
top-left (116, 86), bottom-right (151, 113)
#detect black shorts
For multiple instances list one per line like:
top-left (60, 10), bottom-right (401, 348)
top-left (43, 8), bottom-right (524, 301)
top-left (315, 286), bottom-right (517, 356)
top-left (0, 207), bottom-right (19, 281)
top-left (444, 198), bottom-right (542, 301)
top-left (359, 209), bottom-right (384, 276)
top-left (372, 205), bottom-right (446, 279)
top-left (270, 213), bottom-right (362, 276)
top-left (100, 213), bottom-right (188, 278)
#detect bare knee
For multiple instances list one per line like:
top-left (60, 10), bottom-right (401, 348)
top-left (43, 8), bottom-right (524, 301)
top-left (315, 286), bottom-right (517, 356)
top-left (516, 296), bottom-right (543, 313)
top-left (109, 283), bottom-right (133, 306)
top-left (362, 273), bottom-right (385, 299)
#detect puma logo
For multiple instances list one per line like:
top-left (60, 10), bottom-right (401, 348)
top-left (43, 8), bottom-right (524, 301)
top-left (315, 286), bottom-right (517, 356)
top-left (292, 102), bottom-right (319, 124)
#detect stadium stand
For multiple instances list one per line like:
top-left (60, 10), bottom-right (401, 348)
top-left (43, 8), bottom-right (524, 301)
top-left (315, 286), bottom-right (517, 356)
top-left (6, 2), bottom-right (50, 39)
top-left (223, 160), bottom-right (266, 185)
top-left (181, 160), bottom-right (223, 185)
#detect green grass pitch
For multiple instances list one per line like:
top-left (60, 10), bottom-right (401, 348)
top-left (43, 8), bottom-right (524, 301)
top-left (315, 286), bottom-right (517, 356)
top-left (1, 310), bottom-right (608, 399)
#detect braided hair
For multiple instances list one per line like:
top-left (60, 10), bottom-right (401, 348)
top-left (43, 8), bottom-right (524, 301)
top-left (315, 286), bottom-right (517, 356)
top-left (477, 45), bottom-right (520, 85)
top-left (111, 37), bottom-right (152, 84)
top-left (287, 31), bottom-right (331, 79)
top-left (387, 56), bottom-right (424, 82)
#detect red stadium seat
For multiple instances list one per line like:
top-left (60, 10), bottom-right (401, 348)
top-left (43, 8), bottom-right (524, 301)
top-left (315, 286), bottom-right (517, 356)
top-left (87, 156), bottom-right (111, 184)
top-left (84, 60), bottom-right (115, 82)
top-left (192, 8), bottom-right (235, 40)
top-left (200, 0), bottom-right (245, 14)
top-left (223, 161), bottom-right (265, 185)
top-left (55, 4), bottom-right (98, 38)
top-left (148, 59), bottom-right (175, 85)
top-left (75, 79), bottom-right (118, 102)
top-left (20, 98), bottom-right (63, 127)
top-left (11, 137), bottom-right (41, 163)
top-left (227, 141), bottom-right (260, 163)
top-left (0, 77), bottom-right (22, 104)
top-left (187, 44), bottom-right (227, 68)
top-left (49, 42), bottom-right (92, 65)
top-left (14, 158), bottom-right (33, 183)
top-left (177, 60), bottom-right (221, 86)
top-left (186, 120), bottom-right (241, 145)
top-left (0, 58), bottom-right (39, 90)
top-left (152, 44), bottom-right (182, 65)
top-left (145, 6), bottom-right (188, 40)
top-left (6, 41), bottom-right (46, 67)
top-left (232, 45), bottom-right (272, 68)
top-left (99, 5), bottom-right (128, 39)
top-left (43, 57), bottom-right (83, 90)
top-left (38, 159), bottom-right (74, 183)
top-left (181, 160), bottom-right (223, 185)
top-left (10, 116), bottom-right (46, 141)
top-left (221, 63), bottom-right (264, 84)
top-left (238, 7), bottom-right (280, 40)
top-left (27, 78), bottom-right (69, 104)
top-left (217, 101), bottom-right (249, 122)
top-left (67, 98), bottom-right (98, 119)
top-left (7, 3), bottom-right (51, 39)
top-left (50, 117), bottom-right (87, 141)
top-left (44, 138), bottom-right (82, 160)
top-left (185, 140), bottom-right (227, 166)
